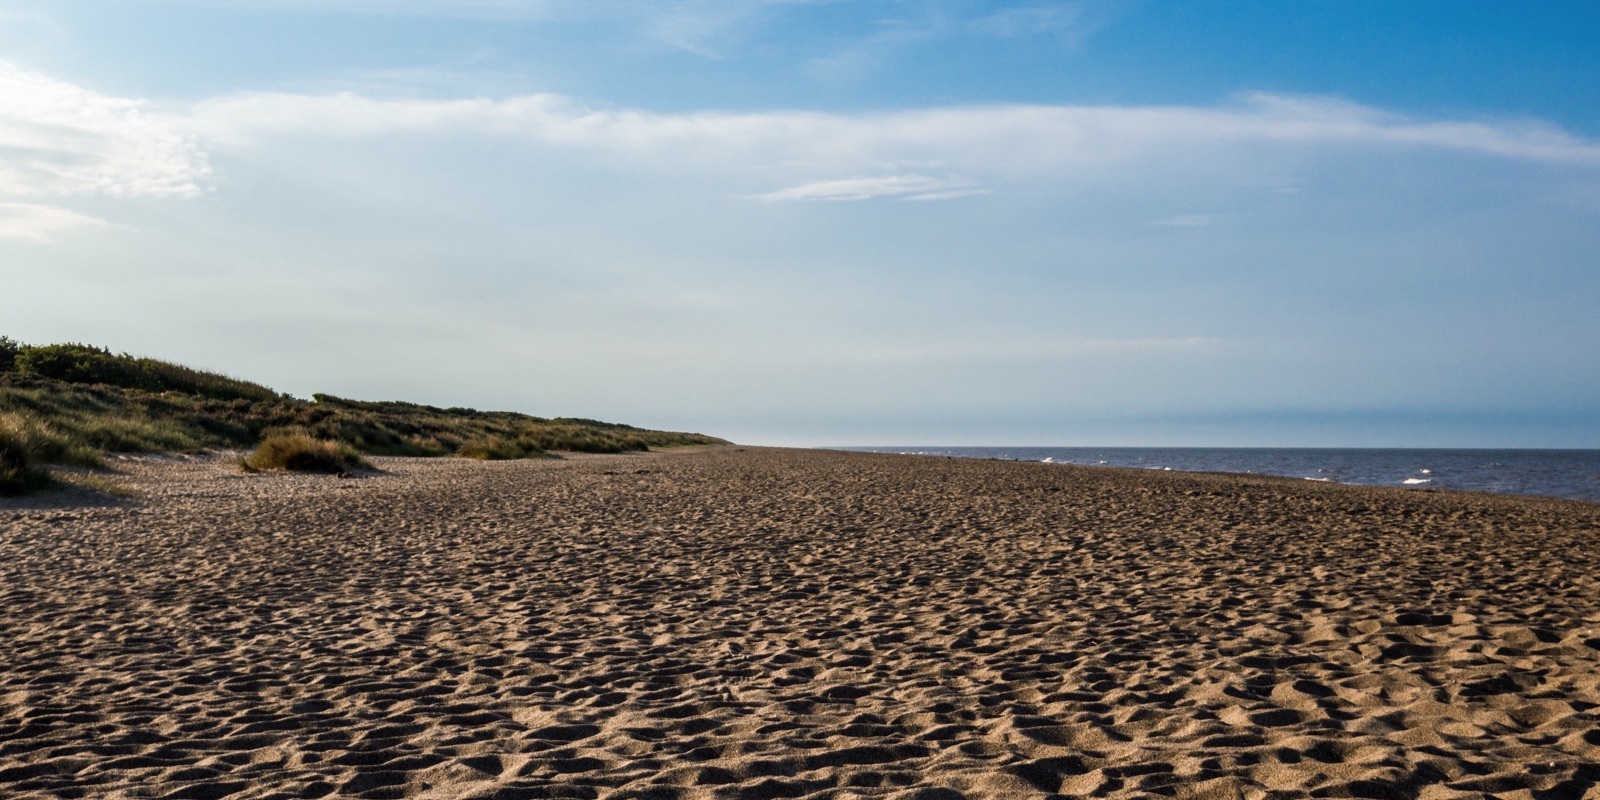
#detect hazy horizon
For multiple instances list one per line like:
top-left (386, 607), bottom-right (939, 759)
top-left (3, 2), bottom-right (1597, 448)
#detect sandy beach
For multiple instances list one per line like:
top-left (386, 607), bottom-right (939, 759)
top-left (2, 446), bottom-right (1598, 800)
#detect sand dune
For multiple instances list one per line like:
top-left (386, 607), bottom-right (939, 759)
top-left (3, 447), bottom-right (1599, 799)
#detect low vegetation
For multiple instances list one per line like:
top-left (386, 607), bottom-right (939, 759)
top-left (7, 340), bottom-right (278, 402)
top-left (0, 336), bottom-right (726, 491)
top-left (242, 433), bottom-right (370, 474)
top-left (1, 414), bottom-right (52, 496)
top-left (0, 408), bottom-right (102, 467)
top-left (457, 436), bottom-right (549, 461)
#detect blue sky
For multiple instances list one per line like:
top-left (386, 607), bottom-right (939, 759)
top-left (1, 1), bottom-right (1597, 446)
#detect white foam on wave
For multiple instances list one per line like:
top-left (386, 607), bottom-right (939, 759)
top-left (1403, 478), bottom-right (1433, 485)
top-left (1041, 457), bottom-right (1055, 463)
top-left (1305, 477), bottom-right (1333, 482)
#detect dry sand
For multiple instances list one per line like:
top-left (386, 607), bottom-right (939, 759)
top-left (2, 446), bottom-right (1599, 800)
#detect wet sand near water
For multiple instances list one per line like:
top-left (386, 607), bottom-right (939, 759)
top-left (2, 446), bottom-right (1599, 800)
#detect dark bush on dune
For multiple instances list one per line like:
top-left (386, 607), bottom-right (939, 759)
top-left (0, 337), bottom-right (17, 374)
top-left (13, 342), bottom-right (279, 402)
top-left (243, 433), bottom-right (370, 474)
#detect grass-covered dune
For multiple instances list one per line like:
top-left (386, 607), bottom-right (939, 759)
top-left (0, 337), bottom-right (726, 491)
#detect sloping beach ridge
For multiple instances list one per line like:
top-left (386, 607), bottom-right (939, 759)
top-left (4, 443), bottom-right (1599, 799)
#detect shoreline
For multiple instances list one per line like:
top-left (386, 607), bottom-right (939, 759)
top-left (4, 446), bottom-right (1599, 799)
top-left (837, 445), bottom-right (1600, 505)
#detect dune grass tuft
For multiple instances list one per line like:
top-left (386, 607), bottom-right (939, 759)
top-left (243, 433), bottom-right (370, 474)
top-left (0, 410), bottom-right (101, 468)
top-left (0, 415), bottom-right (53, 495)
top-left (457, 436), bottom-right (550, 460)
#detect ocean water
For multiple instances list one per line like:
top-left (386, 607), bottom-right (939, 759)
top-left (842, 447), bottom-right (1600, 503)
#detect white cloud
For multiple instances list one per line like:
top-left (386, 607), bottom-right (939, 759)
top-left (0, 202), bottom-right (110, 242)
top-left (7, 58), bottom-right (1600, 246)
top-left (186, 89), bottom-right (1600, 174)
top-left (1232, 94), bottom-right (1600, 164)
top-left (0, 61), bottom-right (209, 199)
top-left (899, 189), bottom-right (991, 202)
top-left (751, 174), bottom-right (982, 202)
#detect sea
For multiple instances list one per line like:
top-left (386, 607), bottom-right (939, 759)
top-left (841, 447), bottom-right (1600, 504)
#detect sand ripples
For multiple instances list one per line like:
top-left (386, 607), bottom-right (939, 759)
top-left (3, 448), bottom-right (1599, 799)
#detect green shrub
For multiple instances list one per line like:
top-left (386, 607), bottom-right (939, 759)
top-left (457, 436), bottom-right (549, 460)
top-left (16, 343), bottom-right (162, 390)
top-left (243, 433), bottom-right (370, 474)
top-left (0, 415), bottom-right (52, 495)
top-left (14, 342), bottom-right (278, 402)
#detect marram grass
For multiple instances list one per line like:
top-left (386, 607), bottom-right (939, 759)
top-left (457, 436), bottom-right (551, 461)
top-left (242, 433), bottom-right (370, 474)
top-left (0, 414), bottom-right (53, 496)
top-left (0, 336), bottom-right (725, 493)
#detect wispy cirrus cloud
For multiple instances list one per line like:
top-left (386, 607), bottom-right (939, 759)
top-left (185, 88), bottom-right (1600, 171)
top-left (751, 174), bottom-right (984, 202)
top-left (6, 57), bottom-right (1600, 243)
top-left (0, 61), bottom-right (206, 240)
top-left (0, 61), bottom-right (209, 199)
top-left (0, 202), bottom-right (110, 242)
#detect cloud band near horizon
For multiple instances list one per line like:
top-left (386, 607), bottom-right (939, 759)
top-left (5, 57), bottom-right (1600, 242)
